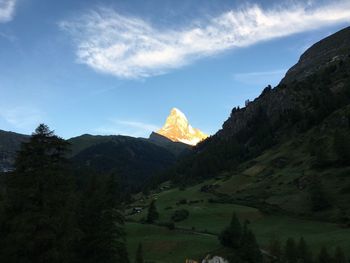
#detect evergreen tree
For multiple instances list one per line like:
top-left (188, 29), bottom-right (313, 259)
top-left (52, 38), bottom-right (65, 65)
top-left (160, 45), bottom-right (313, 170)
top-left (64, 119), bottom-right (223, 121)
top-left (297, 237), bottom-right (313, 263)
top-left (218, 212), bottom-right (242, 249)
top-left (147, 199), bottom-right (159, 223)
top-left (0, 124), bottom-right (77, 263)
top-left (333, 246), bottom-right (346, 263)
top-left (333, 130), bottom-right (350, 165)
top-left (240, 225), bottom-right (262, 263)
top-left (77, 173), bottom-right (129, 263)
top-left (98, 173), bottom-right (129, 263)
top-left (268, 236), bottom-right (282, 262)
top-left (308, 176), bottom-right (331, 211)
top-left (318, 247), bottom-right (331, 263)
top-left (135, 243), bottom-right (144, 263)
top-left (284, 238), bottom-right (297, 263)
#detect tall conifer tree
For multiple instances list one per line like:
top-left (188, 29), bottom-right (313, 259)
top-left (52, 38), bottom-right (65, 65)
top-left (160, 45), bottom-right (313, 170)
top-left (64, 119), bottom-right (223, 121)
top-left (0, 124), bottom-right (77, 263)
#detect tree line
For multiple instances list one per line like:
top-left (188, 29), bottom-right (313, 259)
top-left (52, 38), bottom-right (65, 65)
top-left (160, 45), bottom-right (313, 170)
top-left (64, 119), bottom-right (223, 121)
top-left (0, 124), bottom-right (129, 263)
top-left (219, 213), bottom-right (348, 263)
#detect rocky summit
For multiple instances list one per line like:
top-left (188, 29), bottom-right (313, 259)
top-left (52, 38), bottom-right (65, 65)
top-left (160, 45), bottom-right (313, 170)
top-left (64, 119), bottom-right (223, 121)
top-left (156, 108), bottom-right (208, 146)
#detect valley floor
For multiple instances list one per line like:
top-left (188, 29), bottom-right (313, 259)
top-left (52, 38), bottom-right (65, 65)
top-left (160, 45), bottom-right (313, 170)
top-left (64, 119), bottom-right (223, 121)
top-left (126, 180), bottom-right (350, 263)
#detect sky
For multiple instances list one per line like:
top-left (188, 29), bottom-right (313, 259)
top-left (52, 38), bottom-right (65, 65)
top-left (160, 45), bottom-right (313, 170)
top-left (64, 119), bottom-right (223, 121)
top-left (0, 0), bottom-right (350, 138)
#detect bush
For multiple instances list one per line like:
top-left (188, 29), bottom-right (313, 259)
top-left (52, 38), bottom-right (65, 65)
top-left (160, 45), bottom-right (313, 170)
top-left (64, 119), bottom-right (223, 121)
top-left (176, 199), bottom-right (187, 205)
top-left (171, 209), bottom-right (189, 222)
top-left (157, 221), bottom-right (175, 230)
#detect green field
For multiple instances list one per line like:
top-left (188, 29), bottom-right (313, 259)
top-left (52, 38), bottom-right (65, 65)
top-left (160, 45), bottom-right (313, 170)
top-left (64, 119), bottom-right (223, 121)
top-left (127, 181), bottom-right (350, 261)
top-left (126, 223), bottom-right (219, 263)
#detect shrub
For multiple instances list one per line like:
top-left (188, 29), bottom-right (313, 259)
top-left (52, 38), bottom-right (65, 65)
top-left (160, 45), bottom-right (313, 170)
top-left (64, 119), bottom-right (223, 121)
top-left (157, 221), bottom-right (175, 230)
top-left (171, 209), bottom-right (189, 222)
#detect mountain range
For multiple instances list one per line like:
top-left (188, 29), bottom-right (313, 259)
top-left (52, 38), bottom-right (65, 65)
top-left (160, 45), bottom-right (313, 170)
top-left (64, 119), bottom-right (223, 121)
top-left (1, 26), bottom-right (350, 222)
top-left (0, 109), bottom-right (198, 186)
top-left (157, 26), bottom-right (350, 221)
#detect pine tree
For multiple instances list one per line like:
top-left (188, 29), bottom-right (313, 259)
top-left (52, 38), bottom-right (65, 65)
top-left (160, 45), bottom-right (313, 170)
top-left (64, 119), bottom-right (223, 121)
top-left (135, 243), bottom-right (144, 263)
top-left (284, 238), bottom-right (297, 263)
top-left (98, 173), bottom-right (129, 263)
top-left (297, 237), bottom-right (313, 263)
top-left (333, 246), bottom-right (346, 263)
top-left (218, 212), bottom-right (242, 249)
top-left (240, 225), bottom-right (262, 263)
top-left (308, 176), bottom-right (331, 211)
top-left (147, 199), bottom-right (159, 223)
top-left (0, 124), bottom-right (77, 263)
top-left (77, 173), bottom-right (129, 263)
top-left (318, 247), bottom-right (331, 263)
top-left (268, 236), bottom-right (282, 262)
top-left (333, 129), bottom-right (350, 164)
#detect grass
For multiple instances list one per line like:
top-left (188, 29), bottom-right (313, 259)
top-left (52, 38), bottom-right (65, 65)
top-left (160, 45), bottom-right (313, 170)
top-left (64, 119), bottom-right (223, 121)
top-left (127, 180), bottom-right (350, 260)
top-left (126, 117), bottom-right (350, 261)
top-left (126, 222), bottom-right (219, 263)
top-left (251, 215), bottom-right (350, 255)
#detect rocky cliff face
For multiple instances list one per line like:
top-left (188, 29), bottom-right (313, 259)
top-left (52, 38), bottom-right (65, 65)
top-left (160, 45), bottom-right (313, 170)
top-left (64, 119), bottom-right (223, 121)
top-left (168, 26), bottom-right (350, 185)
top-left (216, 26), bottom-right (350, 142)
top-left (156, 108), bottom-right (208, 146)
top-left (281, 26), bottom-right (350, 84)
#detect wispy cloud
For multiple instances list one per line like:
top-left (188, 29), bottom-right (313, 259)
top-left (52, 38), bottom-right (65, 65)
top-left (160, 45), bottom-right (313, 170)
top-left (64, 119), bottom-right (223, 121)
top-left (60, 1), bottom-right (350, 79)
top-left (94, 119), bottom-right (159, 137)
top-left (0, 106), bottom-right (44, 130)
top-left (233, 69), bottom-right (287, 85)
top-left (0, 0), bottom-right (16, 23)
top-left (114, 120), bottom-right (159, 132)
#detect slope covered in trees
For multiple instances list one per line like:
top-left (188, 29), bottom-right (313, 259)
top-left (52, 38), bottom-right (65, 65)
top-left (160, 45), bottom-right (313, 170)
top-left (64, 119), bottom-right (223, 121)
top-left (0, 125), bottom-right (129, 263)
top-left (150, 27), bottom-right (350, 221)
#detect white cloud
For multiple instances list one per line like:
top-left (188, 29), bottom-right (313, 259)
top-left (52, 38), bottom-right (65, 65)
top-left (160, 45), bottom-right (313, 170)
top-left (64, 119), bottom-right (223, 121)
top-left (0, 106), bottom-right (44, 129)
top-left (233, 69), bottom-right (287, 85)
top-left (113, 120), bottom-right (159, 132)
top-left (60, 1), bottom-right (350, 79)
top-left (0, 0), bottom-right (16, 23)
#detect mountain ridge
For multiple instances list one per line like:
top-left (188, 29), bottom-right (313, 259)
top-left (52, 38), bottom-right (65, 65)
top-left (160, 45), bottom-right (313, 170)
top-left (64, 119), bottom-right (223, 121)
top-left (153, 26), bottom-right (350, 220)
top-left (156, 107), bottom-right (208, 146)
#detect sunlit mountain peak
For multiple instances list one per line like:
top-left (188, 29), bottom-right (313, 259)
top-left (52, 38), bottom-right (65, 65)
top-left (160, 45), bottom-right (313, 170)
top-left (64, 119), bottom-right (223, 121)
top-left (156, 108), bottom-right (208, 146)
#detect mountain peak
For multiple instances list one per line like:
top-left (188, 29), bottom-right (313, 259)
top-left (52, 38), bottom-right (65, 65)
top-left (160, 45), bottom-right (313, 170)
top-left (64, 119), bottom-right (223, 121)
top-left (156, 108), bottom-right (208, 146)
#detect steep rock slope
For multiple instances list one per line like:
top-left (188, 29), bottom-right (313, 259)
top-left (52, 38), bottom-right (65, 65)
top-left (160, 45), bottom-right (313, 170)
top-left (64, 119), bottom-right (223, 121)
top-left (162, 26), bottom-right (350, 219)
top-left (156, 108), bottom-right (208, 146)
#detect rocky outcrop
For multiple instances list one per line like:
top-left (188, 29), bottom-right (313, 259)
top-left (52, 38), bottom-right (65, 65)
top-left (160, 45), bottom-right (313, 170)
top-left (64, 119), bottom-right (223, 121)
top-left (216, 26), bottom-right (350, 142)
top-left (156, 108), bottom-right (208, 146)
top-left (281, 26), bottom-right (350, 84)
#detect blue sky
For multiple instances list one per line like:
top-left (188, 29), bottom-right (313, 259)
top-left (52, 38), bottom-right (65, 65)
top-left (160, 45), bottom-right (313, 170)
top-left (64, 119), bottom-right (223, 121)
top-left (0, 0), bottom-right (350, 138)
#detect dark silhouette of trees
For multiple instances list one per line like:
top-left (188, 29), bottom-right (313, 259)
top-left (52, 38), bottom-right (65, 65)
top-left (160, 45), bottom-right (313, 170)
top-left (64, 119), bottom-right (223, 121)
top-left (135, 243), bottom-right (144, 263)
top-left (333, 246), bottom-right (346, 263)
top-left (318, 246), bottom-right (332, 263)
top-left (266, 236), bottom-right (347, 263)
top-left (219, 213), bottom-right (262, 263)
top-left (283, 238), bottom-right (297, 263)
top-left (219, 212), bottom-right (242, 249)
top-left (147, 199), bottom-right (159, 223)
top-left (297, 237), bottom-right (313, 263)
top-left (268, 236), bottom-right (282, 262)
top-left (308, 176), bottom-right (331, 211)
top-left (0, 124), bottom-right (130, 263)
top-left (333, 129), bottom-right (350, 165)
top-left (0, 124), bottom-right (78, 263)
top-left (76, 172), bottom-right (129, 263)
top-left (239, 221), bottom-right (262, 263)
